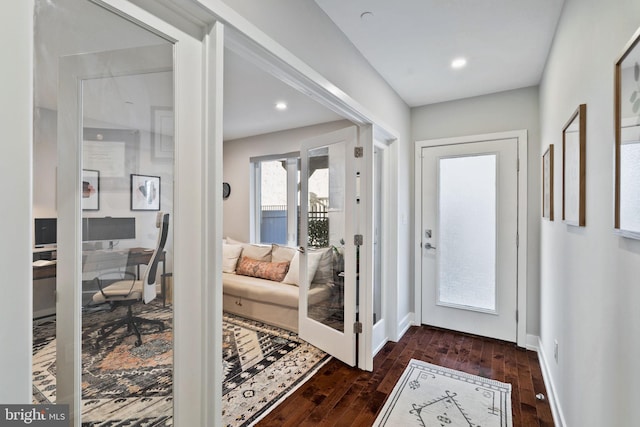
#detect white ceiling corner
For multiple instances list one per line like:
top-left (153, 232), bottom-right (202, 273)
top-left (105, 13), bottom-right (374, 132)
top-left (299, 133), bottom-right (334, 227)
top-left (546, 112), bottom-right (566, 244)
top-left (314, 0), bottom-right (565, 107)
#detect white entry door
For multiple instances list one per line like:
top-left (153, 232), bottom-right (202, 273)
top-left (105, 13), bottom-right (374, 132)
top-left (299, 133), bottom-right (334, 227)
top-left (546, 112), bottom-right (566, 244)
top-left (421, 138), bottom-right (519, 342)
top-left (299, 126), bottom-right (358, 366)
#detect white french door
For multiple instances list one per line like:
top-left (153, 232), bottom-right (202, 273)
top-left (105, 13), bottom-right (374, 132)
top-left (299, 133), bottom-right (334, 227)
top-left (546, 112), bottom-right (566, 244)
top-left (420, 137), bottom-right (519, 342)
top-left (299, 126), bottom-right (358, 366)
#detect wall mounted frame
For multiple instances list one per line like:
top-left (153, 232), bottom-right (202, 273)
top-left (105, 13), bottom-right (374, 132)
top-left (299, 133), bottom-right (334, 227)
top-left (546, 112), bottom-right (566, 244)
top-left (615, 25), bottom-right (640, 237)
top-left (542, 145), bottom-right (554, 221)
top-left (562, 104), bottom-right (586, 227)
top-left (131, 174), bottom-right (161, 211)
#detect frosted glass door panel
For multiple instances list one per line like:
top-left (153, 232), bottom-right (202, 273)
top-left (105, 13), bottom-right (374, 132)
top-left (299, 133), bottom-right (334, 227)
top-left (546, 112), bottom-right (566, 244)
top-left (438, 155), bottom-right (497, 312)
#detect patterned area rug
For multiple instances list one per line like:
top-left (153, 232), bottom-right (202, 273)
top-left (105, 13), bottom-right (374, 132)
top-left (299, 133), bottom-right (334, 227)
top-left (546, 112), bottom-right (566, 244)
top-left (32, 302), bottom-right (173, 426)
top-left (32, 305), bottom-right (329, 427)
top-left (222, 314), bottom-right (331, 426)
top-left (373, 359), bottom-right (512, 427)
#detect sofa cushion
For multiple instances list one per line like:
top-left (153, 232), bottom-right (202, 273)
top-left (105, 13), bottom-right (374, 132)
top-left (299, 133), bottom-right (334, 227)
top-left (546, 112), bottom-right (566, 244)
top-left (271, 244), bottom-right (297, 263)
top-left (222, 243), bottom-right (243, 273)
top-left (223, 273), bottom-right (298, 307)
top-left (227, 237), bottom-right (272, 261)
top-left (310, 247), bottom-right (333, 284)
top-left (222, 272), bottom-right (332, 308)
top-left (282, 250), bottom-right (322, 286)
top-left (236, 257), bottom-right (290, 282)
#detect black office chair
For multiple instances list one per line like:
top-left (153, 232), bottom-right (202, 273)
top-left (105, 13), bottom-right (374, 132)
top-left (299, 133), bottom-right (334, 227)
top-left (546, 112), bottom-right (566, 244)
top-left (91, 212), bottom-right (169, 348)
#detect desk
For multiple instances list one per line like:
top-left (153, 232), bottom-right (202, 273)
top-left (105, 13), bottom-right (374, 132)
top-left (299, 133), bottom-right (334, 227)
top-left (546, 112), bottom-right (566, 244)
top-left (33, 247), bottom-right (168, 307)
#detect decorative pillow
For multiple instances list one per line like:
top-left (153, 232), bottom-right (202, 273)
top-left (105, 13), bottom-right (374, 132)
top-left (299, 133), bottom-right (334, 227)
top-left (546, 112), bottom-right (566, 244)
top-left (222, 243), bottom-right (243, 273)
top-left (282, 251), bottom-right (323, 286)
top-left (271, 244), bottom-right (297, 263)
top-left (225, 237), bottom-right (272, 261)
top-left (236, 256), bottom-right (290, 282)
top-left (310, 247), bottom-right (333, 284)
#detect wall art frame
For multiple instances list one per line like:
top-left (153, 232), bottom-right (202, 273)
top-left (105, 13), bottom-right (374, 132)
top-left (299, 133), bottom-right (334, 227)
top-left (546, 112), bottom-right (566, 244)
top-left (131, 173), bottom-right (161, 211)
top-left (615, 26), bottom-right (640, 238)
top-left (542, 145), bottom-right (554, 221)
top-left (562, 104), bottom-right (586, 227)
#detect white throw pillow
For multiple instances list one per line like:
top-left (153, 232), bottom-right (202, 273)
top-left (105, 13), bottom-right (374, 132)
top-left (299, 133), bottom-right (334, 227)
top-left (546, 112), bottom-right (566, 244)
top-left (282, 250), bottom-right (322, 286)
top-left (222, 243), bottom-right (243, 273)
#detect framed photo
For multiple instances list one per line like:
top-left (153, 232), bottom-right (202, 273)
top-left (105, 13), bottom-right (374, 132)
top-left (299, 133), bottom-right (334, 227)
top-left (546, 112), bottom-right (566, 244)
top-left (542, 145), bottom-right (554, 221)
top-left (82, 169), bottom-right (100, 211)
top-left (151, 107), bottom-right (174, 161)
top-left (131, 174), bottom-right (161, 211)
top-left (562, 104), bottom-right (586, 227)
top-left (615, 26), bottom-right (640, 237)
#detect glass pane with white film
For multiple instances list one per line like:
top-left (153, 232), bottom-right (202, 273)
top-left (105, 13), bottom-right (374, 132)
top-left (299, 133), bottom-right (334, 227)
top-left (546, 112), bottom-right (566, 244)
top-left (438, 154), bottom-right (497, 312)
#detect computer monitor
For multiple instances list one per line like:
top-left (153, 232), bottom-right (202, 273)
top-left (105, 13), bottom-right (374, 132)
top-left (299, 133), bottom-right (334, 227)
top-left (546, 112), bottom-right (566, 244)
top-left (83, 217), bottom-right (136, 249)
top-left (35, 218), bottom-right (57, 247)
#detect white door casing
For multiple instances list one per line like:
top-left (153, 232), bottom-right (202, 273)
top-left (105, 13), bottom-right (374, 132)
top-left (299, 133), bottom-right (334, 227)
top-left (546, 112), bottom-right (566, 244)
top-left (414, 131), bottom-right (528, 347)
top-left (56, 1), bottom-right (213, 424)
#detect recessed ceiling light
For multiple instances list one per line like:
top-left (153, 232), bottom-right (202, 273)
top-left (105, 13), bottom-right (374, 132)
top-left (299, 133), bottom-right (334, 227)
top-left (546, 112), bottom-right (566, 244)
top-left (275, 102), bottom-right (288, 111)
top-left (451, 57), bottom-right (467, 69)
top-left (360, 11), bottom-right (374, 21)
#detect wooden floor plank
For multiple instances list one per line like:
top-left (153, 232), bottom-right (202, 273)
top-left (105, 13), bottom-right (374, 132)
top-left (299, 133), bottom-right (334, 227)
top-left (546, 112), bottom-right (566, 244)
top-left (257, 325), bottom-right (555, 426)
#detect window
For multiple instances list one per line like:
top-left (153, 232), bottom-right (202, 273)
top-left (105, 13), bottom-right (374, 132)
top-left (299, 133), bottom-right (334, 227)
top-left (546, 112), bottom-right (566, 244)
top-left (253, 155), bottom-right (299, 245)
top-left (252, 153), bottom-right (330, 247)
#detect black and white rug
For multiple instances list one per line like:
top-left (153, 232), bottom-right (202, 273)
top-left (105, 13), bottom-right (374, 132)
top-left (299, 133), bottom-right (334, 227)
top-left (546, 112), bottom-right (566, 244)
top-left (222, 313), bottom-right (331, 426)
top-left (32, 306), bottom-right (329, 427)
top-left (374, 359), bottom-right (512, 427)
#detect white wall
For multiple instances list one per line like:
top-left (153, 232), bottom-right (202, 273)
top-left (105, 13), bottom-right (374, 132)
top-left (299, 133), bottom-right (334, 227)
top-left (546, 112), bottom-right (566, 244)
top-left (411, 86), bottom-right (541, 337)
top-left (223, 120), bottom-right (351, 241)
top-left (0, 0), bottom-right (34, 403)
top-left (221, 0), bottom-right (413, 340)
top-left (539, 0), bottom-right (640, 425)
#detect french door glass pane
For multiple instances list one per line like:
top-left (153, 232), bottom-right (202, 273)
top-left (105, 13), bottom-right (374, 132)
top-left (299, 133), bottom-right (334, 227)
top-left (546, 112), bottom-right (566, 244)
top-left (307, 145), bottom-right (344, 332)
top-left (438, 154), bottom-right (497, 311)
top-left (34, 0), bottom-right (174, 423)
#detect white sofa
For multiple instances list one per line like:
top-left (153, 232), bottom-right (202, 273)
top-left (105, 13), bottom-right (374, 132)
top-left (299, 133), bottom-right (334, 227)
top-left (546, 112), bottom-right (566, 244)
top-left (222, 240), bottom-right (334, 333)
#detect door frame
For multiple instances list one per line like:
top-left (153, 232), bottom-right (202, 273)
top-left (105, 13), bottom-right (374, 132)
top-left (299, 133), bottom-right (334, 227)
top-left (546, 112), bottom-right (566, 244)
top-left (55, 1), bottom-right (222, 425)
top-left (413, 130), bottom-right (528, 347)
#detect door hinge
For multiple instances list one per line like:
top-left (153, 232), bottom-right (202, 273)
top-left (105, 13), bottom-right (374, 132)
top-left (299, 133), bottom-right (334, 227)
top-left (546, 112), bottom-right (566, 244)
top-left (354, 234), bottom-right (363, 246)
top-left (354, 146), bottom-right (364, 158)
top-left (354, 321), bottom-right (363, 334)
top-left (516, 310), bottom-right (519, 323)
top-left (517, 158), bottom-right (520, 172)
top-left (516, 232), bottom-right (519, 248)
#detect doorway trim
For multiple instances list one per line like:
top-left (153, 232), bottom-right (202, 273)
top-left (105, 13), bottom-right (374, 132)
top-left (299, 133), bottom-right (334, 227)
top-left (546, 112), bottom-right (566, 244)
top-left (413, 130), bottom-right (528, 347)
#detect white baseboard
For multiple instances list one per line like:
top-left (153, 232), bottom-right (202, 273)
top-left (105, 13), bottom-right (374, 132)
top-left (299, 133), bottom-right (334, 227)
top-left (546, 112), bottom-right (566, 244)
top-left (535, 336), bottom-right (567, 427)
top-left (396, 312), bottom-right (414, 341)
top-left (526, 334), bottom-right (540, 351)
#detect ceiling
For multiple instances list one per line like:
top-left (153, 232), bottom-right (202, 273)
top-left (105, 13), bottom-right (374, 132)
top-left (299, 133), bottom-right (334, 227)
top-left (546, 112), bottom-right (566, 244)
top-left (314, 0), bottom-right (565, 107)
top-left (36, 0), bottom-right (566, 141)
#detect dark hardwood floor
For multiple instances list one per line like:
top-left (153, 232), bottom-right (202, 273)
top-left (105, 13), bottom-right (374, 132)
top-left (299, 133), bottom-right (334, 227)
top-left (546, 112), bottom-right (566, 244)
top-left (258, 324), bottom-right (554, 427)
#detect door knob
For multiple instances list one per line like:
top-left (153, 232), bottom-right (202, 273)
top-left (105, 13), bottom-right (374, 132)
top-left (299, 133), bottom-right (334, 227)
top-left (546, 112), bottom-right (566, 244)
top-left (424, 243), bottom-right (436, 250)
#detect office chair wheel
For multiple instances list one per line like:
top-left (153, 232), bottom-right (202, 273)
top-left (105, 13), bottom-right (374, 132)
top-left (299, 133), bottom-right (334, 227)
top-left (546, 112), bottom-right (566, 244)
top-left (134, 339), bottom-right (142, 347)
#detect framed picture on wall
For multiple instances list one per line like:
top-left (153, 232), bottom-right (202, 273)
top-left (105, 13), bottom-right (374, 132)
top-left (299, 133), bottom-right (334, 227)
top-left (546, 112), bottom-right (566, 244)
top-left (82, 169), bottom-right (100, 211)
top-left (131, 174), bottom-right (161, 211)
top-left (542, 145), bottom-right (554, 220)
top-left (562, 104), bottom-right (587, 227)
top-left (614, 26), bottom-right (640, 238)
